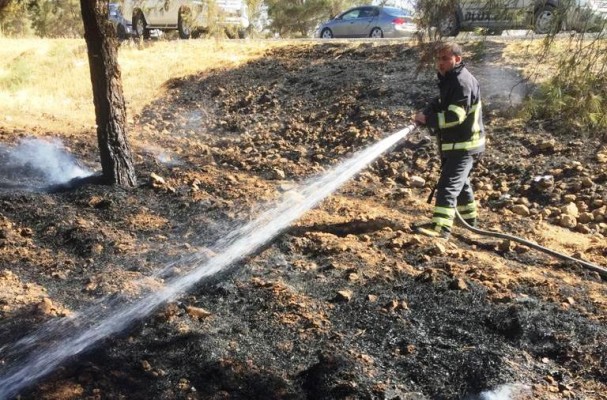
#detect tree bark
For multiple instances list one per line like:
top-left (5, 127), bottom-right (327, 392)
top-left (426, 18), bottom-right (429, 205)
top-left (80, 0), bottom-right (137, 187)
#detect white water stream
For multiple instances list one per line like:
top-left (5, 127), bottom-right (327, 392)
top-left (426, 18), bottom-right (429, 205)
top-left (0, 125), bottom-right (416, 398)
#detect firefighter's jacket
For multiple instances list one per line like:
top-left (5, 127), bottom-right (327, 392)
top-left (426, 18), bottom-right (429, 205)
top-left (423, 63), bottom-right (485, 155)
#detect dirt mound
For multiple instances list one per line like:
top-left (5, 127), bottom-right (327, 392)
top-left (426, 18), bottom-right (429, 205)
top-left (0, 42), bottom-right (605, 400)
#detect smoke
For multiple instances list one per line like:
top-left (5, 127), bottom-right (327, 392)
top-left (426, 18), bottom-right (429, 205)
top-left (470, 66), bottom-right (531, 111)
top-left (141, 144), bottom-right (184, 167)
top-left (0, 138), bottom-right (92, 188)
top-left (468, 384), bottom-right (532, 400)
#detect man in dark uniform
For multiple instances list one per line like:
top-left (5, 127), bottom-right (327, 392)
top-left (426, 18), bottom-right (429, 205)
top-left (412, 42), bottom-right (485, 239)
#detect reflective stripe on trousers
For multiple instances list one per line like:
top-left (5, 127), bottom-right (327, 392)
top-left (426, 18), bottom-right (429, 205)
top-left (432, 206), bottom-right (455, 229)
top-left (457, 202), bottom-right (478, 220)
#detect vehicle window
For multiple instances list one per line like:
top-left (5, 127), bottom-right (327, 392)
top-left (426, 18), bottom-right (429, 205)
top-left (359, 8), bottom-right (375, 18)
top-left (384, 7), bottom-right (410, 17)
top-left (341, 9), bottom-right (360, 20)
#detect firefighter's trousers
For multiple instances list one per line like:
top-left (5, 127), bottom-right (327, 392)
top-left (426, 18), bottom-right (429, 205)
top-left (433, 153), bottom-right (481, 230)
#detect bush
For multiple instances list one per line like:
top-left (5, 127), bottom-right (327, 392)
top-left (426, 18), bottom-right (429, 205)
top-left (523, 37), bottom-right (607, 140)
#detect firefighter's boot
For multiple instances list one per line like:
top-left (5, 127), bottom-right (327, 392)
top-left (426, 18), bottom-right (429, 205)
top-left (412, 222), bottom-right (451, 239)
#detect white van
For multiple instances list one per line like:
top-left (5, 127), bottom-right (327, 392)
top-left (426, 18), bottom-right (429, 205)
top-left (435, 0), bottom-right (607, 36)
top-left (123, 0), bottom-right (249, 39)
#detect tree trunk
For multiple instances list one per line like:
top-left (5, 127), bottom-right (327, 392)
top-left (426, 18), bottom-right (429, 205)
top-left (80, 0), bottom-right (137, 187)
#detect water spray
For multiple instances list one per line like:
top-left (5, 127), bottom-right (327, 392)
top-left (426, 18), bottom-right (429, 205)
top-left (0, 125), bottom-right (418, 398)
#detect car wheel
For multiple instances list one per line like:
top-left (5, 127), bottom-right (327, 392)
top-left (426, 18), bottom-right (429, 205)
top-left (534, 5), bottom-right (559, 34)
top-left (370, 27), bottom-right (383, 38)
top-left (133, 11), bottom-right (149, 39)
top-left (321, 28), bottom-right (333, 39)
top-left (178, 7), bottom-right (192, 39)
top-left (438, 13), bottom-right (460, 37)
top-left (238, 29), bottom-right (248, 39)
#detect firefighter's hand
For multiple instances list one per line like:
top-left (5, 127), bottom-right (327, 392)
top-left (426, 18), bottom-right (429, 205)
top-left (412, 112), bottom-right (426, 126)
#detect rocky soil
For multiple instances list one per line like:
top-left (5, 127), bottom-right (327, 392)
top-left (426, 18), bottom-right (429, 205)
top-left (0, 41), bottom-right (606, 400)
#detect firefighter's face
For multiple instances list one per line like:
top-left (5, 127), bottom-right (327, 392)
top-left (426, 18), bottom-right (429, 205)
top-left (436, 48), bottom-right (462, 76)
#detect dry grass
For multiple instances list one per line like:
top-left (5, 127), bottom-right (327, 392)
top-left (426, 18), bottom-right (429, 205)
top-left (0, 38), bottom-right (293, 135)
top-left (502, 37), bottom-right (607, 78)
top-left (2, 37), bottom-right (602, 137)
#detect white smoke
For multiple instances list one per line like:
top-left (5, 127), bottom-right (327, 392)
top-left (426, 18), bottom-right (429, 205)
top-left (472, 384), bottom-right (532, 400)
top-left (470, 66), bottom-right (531, 110)
top-left (3, 137), bottom-right (91, 185)
top-left (141, 144), bottom-right (183, 167)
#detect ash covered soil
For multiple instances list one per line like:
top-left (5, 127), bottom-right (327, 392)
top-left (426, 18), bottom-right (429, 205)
top-left (0, 41), bottom-right (606, 400)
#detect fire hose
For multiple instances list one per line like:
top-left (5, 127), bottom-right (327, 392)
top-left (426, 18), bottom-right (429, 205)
top-left (453, 210), bottom-right (607, 279)
top-left (407, 125), bottom-right (607, 280)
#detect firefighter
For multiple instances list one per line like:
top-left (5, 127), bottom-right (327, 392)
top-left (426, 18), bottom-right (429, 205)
top-left (412, 41), bottom-right (485, 239)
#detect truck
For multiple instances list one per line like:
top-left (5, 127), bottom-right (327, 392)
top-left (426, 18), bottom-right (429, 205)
top-left (123, 0), bottom-right (250, 39)
top-left (435, 0), bottom-right (607, 36)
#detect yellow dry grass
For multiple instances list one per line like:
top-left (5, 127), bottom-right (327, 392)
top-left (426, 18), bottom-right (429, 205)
top-left (501, 36), bottom-right (607, 79)
top-left (1, 37), bottom-right (602, 136)
top-left (0, 38), bottom-right (294, 134)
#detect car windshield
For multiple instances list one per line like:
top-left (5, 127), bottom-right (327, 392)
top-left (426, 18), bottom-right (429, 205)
top-left (383, 7), bottom-right (410, 17)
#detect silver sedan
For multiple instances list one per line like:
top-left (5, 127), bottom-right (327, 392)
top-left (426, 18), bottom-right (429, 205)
top-left (314, 6), bottom-right (417, 39)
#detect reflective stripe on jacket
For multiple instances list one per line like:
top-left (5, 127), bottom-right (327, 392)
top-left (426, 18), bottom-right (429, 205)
top-left (424, 63), bottom-right (485, 155)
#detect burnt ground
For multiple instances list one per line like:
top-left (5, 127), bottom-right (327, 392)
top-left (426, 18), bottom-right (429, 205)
top-left (0, 41), bottom-right (606, 400)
